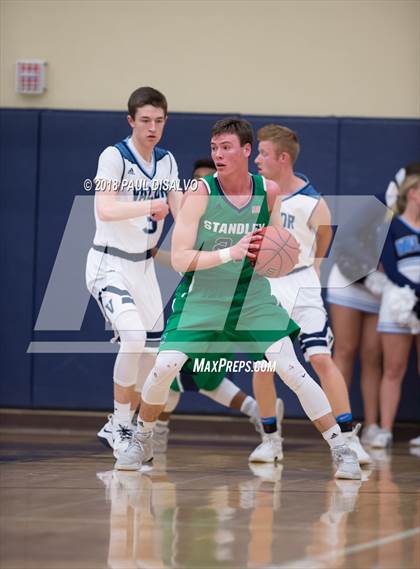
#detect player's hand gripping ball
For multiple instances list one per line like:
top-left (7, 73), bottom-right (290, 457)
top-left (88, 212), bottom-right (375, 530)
top-left (251, 226), bottom-right (300, 277)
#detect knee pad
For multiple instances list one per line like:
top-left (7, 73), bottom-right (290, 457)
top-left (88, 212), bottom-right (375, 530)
top-left (265, 337), bottom-right (331, 421)
top-left (265, 337), bottom-right (305, 389)
top-left (113, 311), bottom-right (146, 387)
top-left (135, 350), bottom-right (157, 393)
top-left (115, 311), bottom-right (147, 352)
top-left (142, 351), bottom-right (188, 406)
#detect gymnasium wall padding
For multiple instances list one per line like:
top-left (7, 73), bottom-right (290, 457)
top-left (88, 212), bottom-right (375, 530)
top-left (339, 118), bottom-right (420, 195)
top-left (32, 111), bottom-right (128, 409)
top-left (0, 110), bottom-right (39, 406)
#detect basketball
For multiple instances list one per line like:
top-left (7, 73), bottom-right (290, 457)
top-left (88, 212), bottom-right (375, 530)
top-left (253, 226), bottom-right (300, 277)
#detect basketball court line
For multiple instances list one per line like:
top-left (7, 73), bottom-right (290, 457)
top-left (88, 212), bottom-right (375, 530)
top-left (140, 465), bottom-right (235, 487)
top-left (274, 526), bottom-right (420, 568)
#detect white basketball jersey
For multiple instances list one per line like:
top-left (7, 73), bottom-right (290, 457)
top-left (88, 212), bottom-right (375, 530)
top-left (279, 174), bottom-right (321, 268)
top-left (93, 136), bottom-right (179, 253)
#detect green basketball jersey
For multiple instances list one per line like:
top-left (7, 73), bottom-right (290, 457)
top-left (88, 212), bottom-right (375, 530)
top-left (161, 172), bottom-right (301, 358)
top-left (185, 173), bottom-right (269, 287)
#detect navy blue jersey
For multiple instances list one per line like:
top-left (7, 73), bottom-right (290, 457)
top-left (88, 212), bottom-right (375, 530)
top-left (380, 216), bottom-right (420, 295)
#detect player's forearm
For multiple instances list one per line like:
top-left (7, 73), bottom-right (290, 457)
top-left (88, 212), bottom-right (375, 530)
top-left (314, 228), bottom-right (332, 270)
top-left (96, 199), bottom-right (156, 222)
top-left (171, 249), bottom-right (227, 272)
top-left (168, 189), bottom-right (182, 220)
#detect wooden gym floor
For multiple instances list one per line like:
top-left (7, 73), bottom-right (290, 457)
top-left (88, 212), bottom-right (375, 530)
top-left (0, 411), bottom-right (419, 569)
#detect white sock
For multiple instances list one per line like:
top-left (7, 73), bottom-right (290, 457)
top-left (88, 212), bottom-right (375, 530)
top-left (155, 419), bottom-right (169, 433)
top-left (322, 425), bottom-right (346, 449)
top-left (114, 401), bottom-right (131, 425)
top-left (240, 396), bottom-right (259, 418)
top-left (137, 418), bottom-right (156, 436)
top-left (129, 408), bottom-right (136, 422)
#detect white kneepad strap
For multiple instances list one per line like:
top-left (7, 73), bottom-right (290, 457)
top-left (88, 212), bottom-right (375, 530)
top-left (142, 351), bottom-right (188, 405)
top-left (113, 311), bottom-right (147, 387)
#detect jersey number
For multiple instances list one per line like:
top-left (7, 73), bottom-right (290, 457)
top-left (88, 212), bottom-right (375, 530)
top-left (213, 238), bottom-right (233, 250)
top-left (143, 216), bottom-right (157, 234)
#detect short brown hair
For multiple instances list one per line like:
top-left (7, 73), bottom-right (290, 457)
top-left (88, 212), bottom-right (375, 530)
top-left (257, 124), bottom-right (300, 164)
top-left (211, 117), bottom-right (253, 147)
top-left (128, 86), bottom-right (168, 119)
top-left (395, 174), bottom-right (420, 214)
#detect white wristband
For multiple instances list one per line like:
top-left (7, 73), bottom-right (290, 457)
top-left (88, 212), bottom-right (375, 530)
top-left (218, 248), bottom-right (232, 264)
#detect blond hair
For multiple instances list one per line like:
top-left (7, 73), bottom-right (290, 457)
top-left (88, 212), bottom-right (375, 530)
top-left (395, 174), bottom-right (420, 215)
top-left (257, 124), bottom-right (300, 164)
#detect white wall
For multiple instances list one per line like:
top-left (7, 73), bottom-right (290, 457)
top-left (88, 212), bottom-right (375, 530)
top-left (1, 0), bottom-right (419, 117)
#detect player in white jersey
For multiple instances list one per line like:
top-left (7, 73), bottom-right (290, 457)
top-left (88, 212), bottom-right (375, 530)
top-left (86, 87), bottom-right (182, 458)
top-left (250, 124), bottom-right (370, 465)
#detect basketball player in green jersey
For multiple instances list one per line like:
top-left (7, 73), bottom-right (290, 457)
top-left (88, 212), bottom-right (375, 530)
top-left (152, 158), bottom-right (282, 452)
top-left (115, 118), bottom-right (361, 480)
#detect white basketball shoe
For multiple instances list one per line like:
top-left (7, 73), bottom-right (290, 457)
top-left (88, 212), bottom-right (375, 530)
top-left (361, 423), bottom-right (381, 446)
top-left (342, 424), bottom-right (372, 465)
top-left (371, 429), bottom-right (393, 449)
top-left (332, 445), bottom-right (362, 480)
top-left (249, 432), bottom-right (283, 463)
top-left (97, 414), bottom-right (114, 450)
top-left (113, 421), bottom-right (135, 459)
top-left (153, 421), bottom-right (170, 454)
top-left (114, 430), bottom-right (153, 471)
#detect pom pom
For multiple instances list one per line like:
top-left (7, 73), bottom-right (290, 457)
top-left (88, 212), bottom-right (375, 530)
top-left (364, 271), bottom-right (389, 296)
top-left (387, 284), bottom-right (417, 326)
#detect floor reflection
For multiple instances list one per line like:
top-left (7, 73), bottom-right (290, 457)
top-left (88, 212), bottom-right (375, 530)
top-left (1, 429), bottom-right (418, 569)
top-left (98, 457), bottom-right (286, 568)
top-left (98, 456), bottom-right (370, 569)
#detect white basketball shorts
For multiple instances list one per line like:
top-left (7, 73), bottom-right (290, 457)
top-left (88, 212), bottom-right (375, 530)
top-left (85, 247), bottom-right (164, 336)
top-left (269, 266), bottom-right (333, 361)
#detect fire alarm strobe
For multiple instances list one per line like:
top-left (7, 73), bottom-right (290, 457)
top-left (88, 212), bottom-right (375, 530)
top-left (16, 60), bottom-right (47, 94)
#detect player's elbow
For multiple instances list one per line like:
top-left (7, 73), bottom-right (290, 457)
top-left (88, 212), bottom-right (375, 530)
top-left (171, 253), bottom-right (185, 272)
top-left (97, 211), bottom-right (111, 222)
top-left (96, 203), bottom-right (114, 222)
top-left (171, 251), bottom-right (190, 272)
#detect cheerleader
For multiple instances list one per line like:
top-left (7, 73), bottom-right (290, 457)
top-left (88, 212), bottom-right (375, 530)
top-left (371, 174), bottom-right (420, 448)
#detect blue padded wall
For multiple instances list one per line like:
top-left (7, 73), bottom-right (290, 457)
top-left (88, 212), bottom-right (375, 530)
top-left (32, 111), bottom-right (129, 408)
top-left (339, 118), bottom-right (420, 195)
top-left (338, 118), bottom-right (420, 421)
top-left (0, 110), bottom-right (39, 406)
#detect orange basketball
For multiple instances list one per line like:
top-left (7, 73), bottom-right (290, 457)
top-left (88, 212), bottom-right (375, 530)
top-left (253, 226), bottom-right (300, 278)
